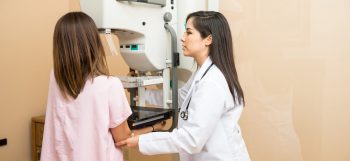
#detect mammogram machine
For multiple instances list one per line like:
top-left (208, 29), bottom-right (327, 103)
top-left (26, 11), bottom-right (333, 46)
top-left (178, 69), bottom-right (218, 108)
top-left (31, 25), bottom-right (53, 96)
top-left (80, 0), bottom-right (219, 130)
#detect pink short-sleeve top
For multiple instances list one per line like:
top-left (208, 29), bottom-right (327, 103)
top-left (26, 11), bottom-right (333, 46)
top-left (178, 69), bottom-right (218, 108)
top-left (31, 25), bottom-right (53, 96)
top-left (41, 72), bottom-right (131, 161)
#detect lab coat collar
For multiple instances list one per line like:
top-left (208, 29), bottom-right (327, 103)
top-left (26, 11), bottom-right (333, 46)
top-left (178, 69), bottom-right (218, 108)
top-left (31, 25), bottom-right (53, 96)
top-left (193, 57), bottom-right (213, 83)
top-left (179, 57), bottom-right (213, 111)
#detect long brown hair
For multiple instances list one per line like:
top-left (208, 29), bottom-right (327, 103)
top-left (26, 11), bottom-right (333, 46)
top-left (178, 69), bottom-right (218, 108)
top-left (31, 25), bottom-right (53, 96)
top-left (186, 11), bottom-right (245, 105)
top-left (53, 12), bottom-right (109, 99)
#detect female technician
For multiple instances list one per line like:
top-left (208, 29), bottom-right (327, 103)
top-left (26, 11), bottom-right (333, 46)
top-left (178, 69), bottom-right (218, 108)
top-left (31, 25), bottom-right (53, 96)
top-left (117, 11), bottom-right (251, 161)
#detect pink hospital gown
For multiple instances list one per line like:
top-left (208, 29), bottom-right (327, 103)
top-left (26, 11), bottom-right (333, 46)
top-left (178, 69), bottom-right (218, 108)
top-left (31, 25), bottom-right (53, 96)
top-left (41, 72), bottom-right (131, 161)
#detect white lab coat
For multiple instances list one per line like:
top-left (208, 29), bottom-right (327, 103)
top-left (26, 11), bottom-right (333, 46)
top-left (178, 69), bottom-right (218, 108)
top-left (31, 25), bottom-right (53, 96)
top-left (139, 57), bottom-right (251, 161)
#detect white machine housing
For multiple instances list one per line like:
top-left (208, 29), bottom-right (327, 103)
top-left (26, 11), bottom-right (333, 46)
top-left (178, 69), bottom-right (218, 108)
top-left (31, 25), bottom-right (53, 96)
top-left (80, 0), bottom-right (219, 109)
top-left (81, 0), bottom-right (176, 72)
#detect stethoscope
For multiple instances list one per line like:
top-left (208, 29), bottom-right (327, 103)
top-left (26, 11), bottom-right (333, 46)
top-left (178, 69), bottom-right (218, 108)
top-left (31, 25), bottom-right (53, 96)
top-left (179, 63), bottom-right (214, 121)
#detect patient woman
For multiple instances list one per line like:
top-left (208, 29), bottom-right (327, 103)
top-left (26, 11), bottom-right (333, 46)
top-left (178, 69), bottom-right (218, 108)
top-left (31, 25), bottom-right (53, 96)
top-left (40, 12), bottom-right (163, 161)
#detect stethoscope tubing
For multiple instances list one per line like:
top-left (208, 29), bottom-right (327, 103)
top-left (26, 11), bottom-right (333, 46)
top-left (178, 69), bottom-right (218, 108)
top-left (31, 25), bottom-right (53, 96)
top-left (179, 63), bottom-right (214, 121)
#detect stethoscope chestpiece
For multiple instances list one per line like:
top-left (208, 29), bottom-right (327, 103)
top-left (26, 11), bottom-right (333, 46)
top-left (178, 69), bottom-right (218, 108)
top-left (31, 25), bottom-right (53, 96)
top-left (180, 110), bottom-right (188, 120)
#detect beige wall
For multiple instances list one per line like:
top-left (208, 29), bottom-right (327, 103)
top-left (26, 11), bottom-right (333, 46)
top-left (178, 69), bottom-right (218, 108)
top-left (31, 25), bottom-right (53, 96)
top-left (1, 0), bottom-right (349, 161)
top-left (220, 0), bottom-right (350, 161)
top-left (0, 1), bottom-right (68, 161)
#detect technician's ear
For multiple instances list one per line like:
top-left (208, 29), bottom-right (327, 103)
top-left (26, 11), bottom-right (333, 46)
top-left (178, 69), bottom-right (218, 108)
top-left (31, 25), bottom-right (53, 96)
top-left (204, 35), bottom-right (212, 46)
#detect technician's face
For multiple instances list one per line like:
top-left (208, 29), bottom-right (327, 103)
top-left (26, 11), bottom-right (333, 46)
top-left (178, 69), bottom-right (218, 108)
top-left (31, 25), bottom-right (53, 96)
top-left (181, 18), bottom-right (207, 57)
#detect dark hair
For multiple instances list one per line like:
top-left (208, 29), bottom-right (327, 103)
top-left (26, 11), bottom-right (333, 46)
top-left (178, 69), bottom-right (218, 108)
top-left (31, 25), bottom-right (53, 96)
top-left (186, 11), bottom-right (245, 105)
top-left (53, 12), bottom-right (109, 99)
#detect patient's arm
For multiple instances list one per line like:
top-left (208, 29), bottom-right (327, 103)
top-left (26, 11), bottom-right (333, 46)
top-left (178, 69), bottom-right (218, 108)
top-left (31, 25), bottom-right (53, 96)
top-left (133, 121), bottom-right (166, 135)
top-left (111, 121), bottom-right (166, 142)
top-left (110, 120), bottom-right (132, 142)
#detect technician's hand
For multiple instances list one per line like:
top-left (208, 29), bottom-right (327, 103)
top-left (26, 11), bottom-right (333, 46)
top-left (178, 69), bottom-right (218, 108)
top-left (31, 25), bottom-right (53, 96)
top-left (116, 135), bottom-right (139, 148)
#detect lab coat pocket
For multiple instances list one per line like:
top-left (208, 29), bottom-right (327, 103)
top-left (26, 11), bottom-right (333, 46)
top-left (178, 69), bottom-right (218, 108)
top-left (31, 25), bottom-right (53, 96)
top-left (225, 126), bottom-right (245, 154)
top-left (230, 128), bottom-right (251, 160)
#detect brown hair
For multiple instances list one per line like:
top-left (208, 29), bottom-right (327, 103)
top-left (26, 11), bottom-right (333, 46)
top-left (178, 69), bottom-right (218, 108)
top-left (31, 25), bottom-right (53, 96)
top-left (53, 12), bottom-right (109, 99)
top-left (186, 11), bottom-right (245, 105)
